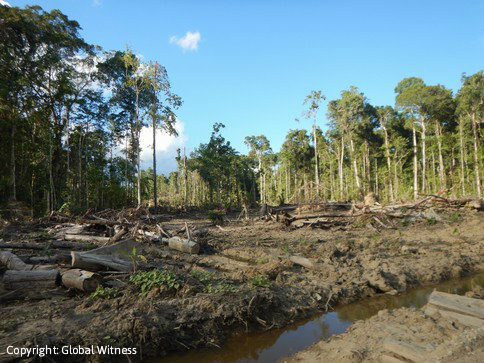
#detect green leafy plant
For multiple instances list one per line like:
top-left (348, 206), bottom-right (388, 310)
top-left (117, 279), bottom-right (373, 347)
top-left (249, 274), bottom-right (271, 288)
top-left (129, 269), bottom-right (180, 294)
top-left (122, 246), bottom-right (147, 272)
top-left (90, 286), bottom-right (120, 300)
top-left (448, 212), bottom-right (462, 224)
top-left (204, 282), bottom-right (239, 294)
top-left (426, 217), bottom-right (437, 225)
top-left (281, 242), bottom-right (290, 254)
top-left (190, 270), bottom-right (216, 285)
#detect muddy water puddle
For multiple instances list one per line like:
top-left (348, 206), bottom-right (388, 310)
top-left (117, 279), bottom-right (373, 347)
top-left (156, 273), bottom-right (484, 363)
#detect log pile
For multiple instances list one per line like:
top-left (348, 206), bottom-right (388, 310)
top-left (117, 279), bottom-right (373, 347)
top-left (266, 195), bottom-right (483, 231)
top-left (1, 207), bottom-right (207, 302)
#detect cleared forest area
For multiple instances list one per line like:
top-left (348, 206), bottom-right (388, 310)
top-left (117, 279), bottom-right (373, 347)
top-left (0, 3), bottom-right (483, 363)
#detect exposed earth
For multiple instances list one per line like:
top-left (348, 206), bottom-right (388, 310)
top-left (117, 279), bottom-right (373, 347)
top-left (0, 206), bottom-right (483, 363)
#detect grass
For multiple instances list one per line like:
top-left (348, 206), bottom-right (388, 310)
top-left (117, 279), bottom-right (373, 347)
top-left (204, 282), bottom-right (239, 293)
top-left (249, 274), bottom-right (271, 288)
top-left (129, 269), bottom-right (180, 294)
top-left (90, 286), bottom-right (120, 300)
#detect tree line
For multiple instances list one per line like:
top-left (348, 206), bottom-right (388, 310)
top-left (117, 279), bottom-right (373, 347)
top-left (1, 5), bottom-right (483, 216)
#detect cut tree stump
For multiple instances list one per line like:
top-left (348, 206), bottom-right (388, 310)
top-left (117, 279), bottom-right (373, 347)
top-left (2, 269), bottom-right (59, 290)
top-left (168, 237), bottom-right (200, 254)
top-left (61, 269), bottom-right (103, 292)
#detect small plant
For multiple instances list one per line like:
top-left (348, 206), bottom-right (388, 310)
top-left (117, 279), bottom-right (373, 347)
top-left (90, 286), bottom-right (120, 300)
top-left (129, 269), bottom-right (180, 294)
top-left (426, 217), bottom-right (437, 225)
top-left (250, 274), bottom-right (271, 288)
top-left (281, 242), bottom-right (290, 254)
top-left (191, 270), bottom-right (216, 285)
top-left (204, 282), bottom-right (239, 293)
top-left (208, 209), bottom-right (225, 225)
top-left (122, 246), bottom-right (147, 272)
top-left (448, 212), bottom-right (462, 224)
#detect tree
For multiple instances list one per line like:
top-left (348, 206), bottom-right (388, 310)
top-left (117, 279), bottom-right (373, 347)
top-left (395, 77), bottom-right (426, 199)
top-left (457, 71), bottom-right (484, 197)
top-left (244, 135), bottom-right (272, 204)
top-left (302, 90), bottom-right (326, 199)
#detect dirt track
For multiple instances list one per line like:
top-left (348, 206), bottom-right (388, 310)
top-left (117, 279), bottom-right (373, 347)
top-left (0, 209), bottom-right (483, 362)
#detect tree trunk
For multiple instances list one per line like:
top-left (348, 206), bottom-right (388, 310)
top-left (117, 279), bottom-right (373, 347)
top-left (459, 117), bottom-right (466, 196)
top-left (313, 121), bottom-right (320, 199)
top-left (61, 269), bottom-right (103, 293)
top-left (421, 117), bottom-right (427, 194)
top-left (339, 137), bottom-right (344, 200)
top-left (168, 236), bottom-right (200, 254)
top-left (152, 111), bottom-right (157, 209)
top-left (471, 113), bottom-right (481, 197)
top-left (412, 122), bottom-right (418, 200)
top-left (10, 122), bottom-right (16, 201)
top-left (382, 125), bottom-right (393, 201)
top-left (435, 121), bottom-right (445, 189)
top-left (71, 252), bottom-right (132, 272)
top-left (349, 136), bottom-right (361, 195)
top-left (3, 269), bottom-right (59, 290)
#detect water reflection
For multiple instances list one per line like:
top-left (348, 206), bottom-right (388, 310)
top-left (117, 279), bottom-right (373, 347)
top-left (155, 273), bottom-right (484, 363)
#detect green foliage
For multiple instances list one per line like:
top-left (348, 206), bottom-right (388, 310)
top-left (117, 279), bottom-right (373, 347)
top-left (280, 242), bottom-right (290, 254)
top-left (90, 286), bottom-right (120, 300)
top-left (129, 269), bottom-right (180, 294)
top-left (249, 274), bottom-right (271, 288)
top-left (448, 212), bottom-right (462, 224)
top-left (190, 270), bottom-right (216, 285)
top-left (121, 247), bottom-right (147, 272)
top-left (204, 282), bottom-right (239, 294)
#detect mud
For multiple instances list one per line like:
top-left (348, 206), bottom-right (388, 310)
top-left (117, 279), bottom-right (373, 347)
top-left (285, 303), bottom-right (484, 363)
top-left (0, 209), bottom-right (483, 362)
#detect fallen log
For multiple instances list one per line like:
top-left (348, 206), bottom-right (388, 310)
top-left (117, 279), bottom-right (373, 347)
top-left (168, 236), bottom-right (200, 254)
top-left (2, 269), bottom-right (60, 290)
top-left (0, 240), bottom-right (95, 250)
top-left (109, 227), bottom-right (127, 243)
top-left (0, 251), bottom-right (31, 270)
top-left (65, 234), bottom-right (110, 243)
top-left (71, 252), bottom-right (132, 272)
top-left (61, 269), bottom-right (103, 292)
top-left (69, 239), bottom-right (138, 272)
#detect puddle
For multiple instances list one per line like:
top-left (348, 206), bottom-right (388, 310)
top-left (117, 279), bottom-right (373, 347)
top-left (155, 273), bottom-right (484, 363)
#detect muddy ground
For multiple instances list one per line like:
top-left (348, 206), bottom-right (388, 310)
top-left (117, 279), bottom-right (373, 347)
top-left (285, 302), bottom-right (484, 363)
top-left (0, 207), bottom-right (483, 362)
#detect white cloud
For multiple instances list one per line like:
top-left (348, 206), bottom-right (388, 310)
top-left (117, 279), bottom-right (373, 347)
top-left (169, 31), bottom-right (201, 51)
top-left (92, 0), bottom-right (101, 6)
top-left (0, 0), bottom-right (11, 7)
top-left (138, 120), bottom-right (188, 175)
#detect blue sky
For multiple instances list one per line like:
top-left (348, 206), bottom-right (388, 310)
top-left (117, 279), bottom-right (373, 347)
top-left (9, 0), bottom-right (484, 173)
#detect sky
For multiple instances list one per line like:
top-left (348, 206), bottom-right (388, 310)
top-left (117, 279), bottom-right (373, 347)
top-left (7, 0), bottom-right (484, 174)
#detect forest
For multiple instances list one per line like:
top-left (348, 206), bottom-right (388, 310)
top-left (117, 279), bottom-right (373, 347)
top-left (1, 5), bottom-right (483, 217)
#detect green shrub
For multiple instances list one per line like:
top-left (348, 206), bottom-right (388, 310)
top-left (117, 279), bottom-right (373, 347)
top-left (190, 270), bottom-right (216, 285)
top-left (250, 274), bottom-right (271, 288)
top-left (204, 282), bottom-right (239, 293)
top-left (90, 286), bottom-right (120, 300)
top-left (129, 269), bottom-right (180, 294)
